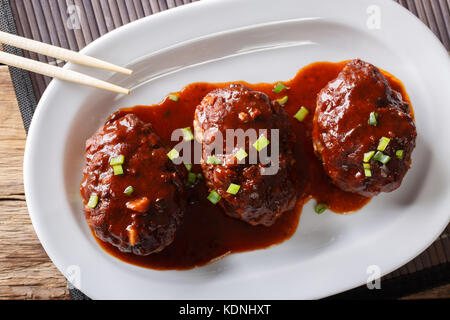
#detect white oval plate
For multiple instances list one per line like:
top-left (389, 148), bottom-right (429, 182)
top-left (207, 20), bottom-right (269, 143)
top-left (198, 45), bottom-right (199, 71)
top-left (24, 0), bottom-right (450, 299)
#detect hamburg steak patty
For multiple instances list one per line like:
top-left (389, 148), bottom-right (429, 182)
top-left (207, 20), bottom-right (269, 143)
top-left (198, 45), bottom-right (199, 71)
top-left (312, 59), bottom-right (417, 197)
top-left (194, 84), bottom-right (298, 226)
top-left (80, 114), bottom-right (186, 255)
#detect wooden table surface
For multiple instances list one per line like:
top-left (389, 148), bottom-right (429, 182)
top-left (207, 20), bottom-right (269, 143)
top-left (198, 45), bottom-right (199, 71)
top-left (0, 65), bottom-right (448, 300)
top-left (0, 66), bottom-right (69, 299)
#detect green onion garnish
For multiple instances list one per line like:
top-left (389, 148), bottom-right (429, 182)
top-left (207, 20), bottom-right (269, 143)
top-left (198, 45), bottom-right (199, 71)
top-left (235, 148), bottom-right (248, 161)
top-left (364, 151), bottom-right (375, 163)
top-left (113, 164), bottom-right (124, 175)
top-left (87, 194), bottom-right (99, 209)
top-left (368, 112), bottom-right (378, 126)
top-left (110, 155), bottom-right (124, 166)
top-left (315, 203), bottom-right (328, 214)
top-left (207, 156), bottom-right (222, 165)
top-left (169, 94), bottom-right (179, 102)
top-left (207, 190), bottom-right (221, 205)
top-left (294, 107), bottom-right (309, 122)
top-left (272, 82), bottom-right (289, 94)
top-left (184, 163), bottom-right (192, 171)
top-left (377, 137), bottom-right (391, 152)
top-left (182, 127), bottom-right (194, 141)
top-left (124, 186), bottom-right (134, 196)
top-left (396, 150), bottom-right (404, 159)
top-left (363, 163), bottom-right (372, 177)
top-left (373, 151), bottom-right (391, 164)
top-left (253, 135), bottom-right (270, 152)
top-left (187, 172), bottom-right (197, 185)
top-left (226, 183), bottom-right (241, 195)
top-left (167, 149), bottom-right (179, 161)
top-left (276, 96), bottom-right (289, 106)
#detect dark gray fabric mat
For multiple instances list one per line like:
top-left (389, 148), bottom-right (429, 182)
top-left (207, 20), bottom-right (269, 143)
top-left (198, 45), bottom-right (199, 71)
top-left (1, 0), bottom-right (449, 300)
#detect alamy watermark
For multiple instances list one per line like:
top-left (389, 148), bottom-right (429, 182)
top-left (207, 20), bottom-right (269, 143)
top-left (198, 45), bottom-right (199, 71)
top-left (66, 2), bottom-right (81, 30)
top-left (366, 264), bottom-right (381, 290)
top-left (366, 5), bottom-right (381, 30)
top-left (66, 265), bottom-right (81, 290)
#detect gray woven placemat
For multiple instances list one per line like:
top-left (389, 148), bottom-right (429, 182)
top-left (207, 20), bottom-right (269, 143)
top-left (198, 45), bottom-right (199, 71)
top-left (0, 0), bottom-right (37, 132)
top-left (1, 0), bottom-right (449, 300)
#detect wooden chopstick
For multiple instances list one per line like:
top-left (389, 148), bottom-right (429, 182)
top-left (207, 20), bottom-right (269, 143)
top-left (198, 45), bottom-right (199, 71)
top-left (0, 51), bottom-right (129, 95)
top-left (0, 31), bottom-right (132, 75)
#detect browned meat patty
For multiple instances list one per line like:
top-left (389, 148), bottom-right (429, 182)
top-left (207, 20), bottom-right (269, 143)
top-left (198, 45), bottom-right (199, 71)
top-left (194, 84), bottom-right (298, 226)
top-left (80, 113), bottom-right (186, 255)
top-left (312, 59), bottom-right (417, 197)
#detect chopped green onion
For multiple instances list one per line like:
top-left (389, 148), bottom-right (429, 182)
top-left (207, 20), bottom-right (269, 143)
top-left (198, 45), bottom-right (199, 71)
top-left (113, 164), bottom-right (124, 175)
top-left (368, 112), bottom-right (378, 126)
top-left (226, 183), bottom-right (241, 195)
top-left (110, 155), bottom-right (124, 166)
top-left (396, 150), bottom-right (404, 159)
top-left (184, 163), bottom-right (193, 171)
top-left (373, 151), bottom-right (383, 162)
top-left (181, 127), bottom-right (194, 141)
top-left (235, 148), bottom-right (248, 161)
top-left (87, 194), bottom-right (99, 209)
top-left (253, 135), bottom-right (270, 152)
top-left (294, 107), bottom-right (309, 122)
top-left (276, 96), bottom-right (289, 106)
top-left (315, 203), bottom-right (328, 214)
top-left (124, 186), bottom-right (134, 196)
top-left (364, 151), bottom-right (376, 162)
top-left (207, 190), bottom-right (221, 205)
top-left (167, 149), bottom-right (179, 161)
top-left (187, 172), bottom-right (197, 185)
top-left (373, 151), bottom-right (391, 164)
top-left (207, 156), bottom-right (222, 165)
top-left (363, 163), bottom-right (372, 177)
top-left (169, 94), bottom-right (179, 102)
top-left (272, 82), bottom-right (289, 94)
top-left (377, 137), bottom-right (391, 152)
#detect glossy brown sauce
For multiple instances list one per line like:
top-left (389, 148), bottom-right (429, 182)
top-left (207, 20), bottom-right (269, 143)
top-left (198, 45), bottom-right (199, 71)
top-left (94, 61), bottom-right (410, 270)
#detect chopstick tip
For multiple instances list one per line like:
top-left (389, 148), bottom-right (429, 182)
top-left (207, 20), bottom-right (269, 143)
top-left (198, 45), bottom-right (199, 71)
top-left (119, 67), bottom-right (133, 75)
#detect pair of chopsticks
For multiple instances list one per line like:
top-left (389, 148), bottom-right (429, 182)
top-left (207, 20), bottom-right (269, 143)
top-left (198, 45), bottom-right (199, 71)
top-left (0, 31), bottom-right (132, 94)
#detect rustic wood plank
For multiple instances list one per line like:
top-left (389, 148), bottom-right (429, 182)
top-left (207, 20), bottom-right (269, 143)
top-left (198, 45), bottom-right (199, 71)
top-left (0, 66), bottom-right (69, 300)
